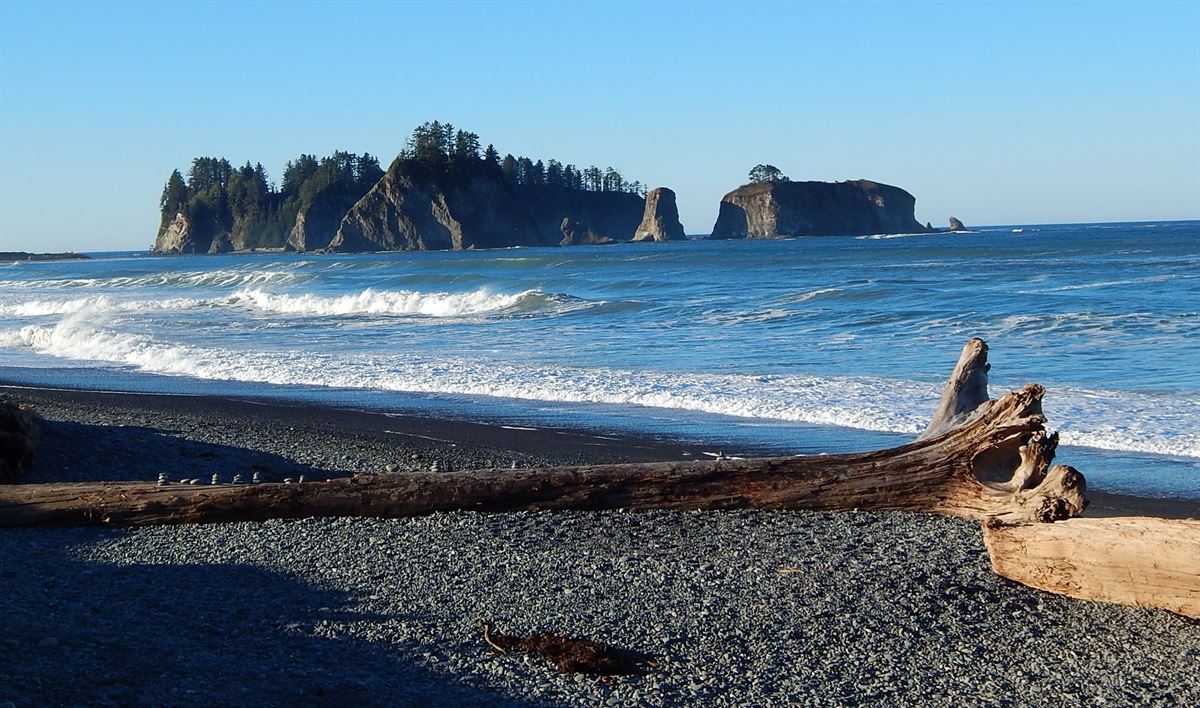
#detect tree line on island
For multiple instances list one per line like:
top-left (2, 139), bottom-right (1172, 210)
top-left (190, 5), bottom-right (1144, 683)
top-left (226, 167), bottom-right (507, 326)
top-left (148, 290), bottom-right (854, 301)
top-left (158, 121), bottom-right (646, 251)
top-left (154, 120), bottom-right (955, 254)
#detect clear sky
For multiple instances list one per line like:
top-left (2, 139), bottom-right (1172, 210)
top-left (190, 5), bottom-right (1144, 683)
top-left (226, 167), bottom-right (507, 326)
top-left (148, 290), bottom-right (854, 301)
top-left (1, 0), bottom-right (1197, 252)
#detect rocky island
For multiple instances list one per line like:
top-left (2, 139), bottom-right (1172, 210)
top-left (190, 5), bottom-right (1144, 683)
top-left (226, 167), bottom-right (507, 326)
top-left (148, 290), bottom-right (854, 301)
top-left (0, 252), bottom-right (89, 262)
top-left (710, 165), bottom-right (930, 239)
top-left (154, 127), bottom-right (964, 253)
top-left (154, 122), bottom-right (681, 254)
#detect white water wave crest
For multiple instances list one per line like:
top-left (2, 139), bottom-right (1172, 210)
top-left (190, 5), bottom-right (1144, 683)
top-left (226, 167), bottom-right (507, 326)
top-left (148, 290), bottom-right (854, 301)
top-left (0, 287), bottom-right (594, 320)
top-left (855, 231), bottom-right (938, 240)
top-left (781, 287), bottom-right (842, 303)
top-left (0, 295), bottom-right (208, 317)
top-left (0, 269), bottom-right (308, 290)
top-left (226, 287), bottom-right (590, 318)
top-left (3, 320), bottom-right (1197, 459)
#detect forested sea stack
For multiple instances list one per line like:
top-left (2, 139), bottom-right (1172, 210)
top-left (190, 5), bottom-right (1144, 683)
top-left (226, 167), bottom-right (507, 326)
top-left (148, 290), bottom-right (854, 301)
top-left (710, 173), bottom-right (930, 239)
top-left (153, 121), bottom-right (657, 254)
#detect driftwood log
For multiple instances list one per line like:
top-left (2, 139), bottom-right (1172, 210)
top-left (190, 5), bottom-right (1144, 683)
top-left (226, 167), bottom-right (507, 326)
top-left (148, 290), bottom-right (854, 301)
top-left (983, 517), bottom-right (1200, 619)
top-left (0, 338), bottom-right (1087, 528)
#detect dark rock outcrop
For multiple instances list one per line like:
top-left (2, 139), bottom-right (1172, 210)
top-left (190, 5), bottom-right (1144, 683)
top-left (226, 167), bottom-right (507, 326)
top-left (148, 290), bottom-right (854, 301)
top-left (527, 191), bottom-right (644, 247)
top-left (949, 216), bottom-right (966, 231)
top-left (631, 187), bottom-right (686, 242)
top-left (0, 400), bottom-right (39, 484)
top-left (328, 161), bottom-right (646, 253)
top-left (709, 180), bottom-right (929, 239)
top-left (559, 218), bottom-right (614, 246)
top-left (0, 252), bottom-right (88, 262)
top-left (328, 167), bottom-right (546, 252)
top-left (207, 234), bottom-right (234, 254)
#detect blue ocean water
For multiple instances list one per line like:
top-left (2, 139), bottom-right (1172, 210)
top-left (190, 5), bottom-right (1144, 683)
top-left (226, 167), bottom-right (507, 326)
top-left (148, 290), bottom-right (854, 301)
top-left (1, 221), bottom-right (1197, 498)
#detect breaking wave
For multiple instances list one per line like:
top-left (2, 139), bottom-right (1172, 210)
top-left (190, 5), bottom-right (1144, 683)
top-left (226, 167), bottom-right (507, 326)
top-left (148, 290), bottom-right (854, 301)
top-left (226, 287), bottom-right (591, 318)
top-left (0, 287), bottom-right (596, 320)
top-left (0, 269), bottom-right (308, 290)
top-left (0, 295), bottom-right (207, 317)
top-left (3, 320), bottom-right (1197, 459)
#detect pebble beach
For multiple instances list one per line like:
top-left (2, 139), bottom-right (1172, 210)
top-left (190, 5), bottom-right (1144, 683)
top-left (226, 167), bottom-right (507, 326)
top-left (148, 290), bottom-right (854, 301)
top-left (2, 384), bottom-right (1199, 706)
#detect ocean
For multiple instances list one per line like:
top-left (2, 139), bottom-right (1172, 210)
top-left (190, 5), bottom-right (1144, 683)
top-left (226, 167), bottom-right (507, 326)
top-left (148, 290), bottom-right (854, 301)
top-left (1, 221), bottom-right (1197, 498)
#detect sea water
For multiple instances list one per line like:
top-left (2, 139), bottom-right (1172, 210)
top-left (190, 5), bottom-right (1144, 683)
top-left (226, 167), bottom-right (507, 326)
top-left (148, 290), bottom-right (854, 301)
top-left (1, 221), bottom-right (1197, 498)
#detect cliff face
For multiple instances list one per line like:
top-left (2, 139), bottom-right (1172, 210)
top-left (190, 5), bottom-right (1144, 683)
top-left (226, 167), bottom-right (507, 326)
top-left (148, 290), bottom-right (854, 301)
top-left (287, 199), bottom-right (354, 252)
top-left (522, 190), bottom-right (645, 246)
top-left (155, 158), bottom-right (659, 253)
top-left (155, 213), bottom-right (262, 254)
top-left (154, 212), bottom-right (203, 254)
top-left (710, 180), bottom-right (928, 239)
top-left (631, 187), bottom-right (686, 242)
top-left (328, 163), bottom-right (647, 253)
top-left (328, 169), bottom-right (546, 253)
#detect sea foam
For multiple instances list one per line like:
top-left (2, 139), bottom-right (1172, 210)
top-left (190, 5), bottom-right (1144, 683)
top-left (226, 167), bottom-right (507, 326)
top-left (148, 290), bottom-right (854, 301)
top-left (226, 287), bottom-right (559, 318)
top-left (4, 320), bottom-right (1197, 459)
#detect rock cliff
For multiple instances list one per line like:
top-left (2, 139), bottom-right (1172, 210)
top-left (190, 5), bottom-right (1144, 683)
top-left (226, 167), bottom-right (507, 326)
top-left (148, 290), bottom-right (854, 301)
top-left (328, 167), bottom-right (546, 252)
top-left (631, 187), bottom-right (686, 242)
top-left (154, 212), bottom-right (204, 254)
top-left (523, 190), bottom-right (644, 246)
top-left (328, 161), bottom-right (646, 252)
top-left (709, 180), bottom-right (929, 239)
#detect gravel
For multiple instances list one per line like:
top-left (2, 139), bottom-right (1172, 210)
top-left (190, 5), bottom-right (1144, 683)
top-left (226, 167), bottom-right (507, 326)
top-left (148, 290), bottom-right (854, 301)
top-left (3, 511), bottom-right (1198, 706)
top-left (2, 387), bottom-right (1199, 705)
top-left (9, 389), bottom-right (642, 486)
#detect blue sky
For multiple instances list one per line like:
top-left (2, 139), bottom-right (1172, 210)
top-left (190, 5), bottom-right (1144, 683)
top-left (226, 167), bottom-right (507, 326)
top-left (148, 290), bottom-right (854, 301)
top-left (1, 0), bottom-right (1197, 252)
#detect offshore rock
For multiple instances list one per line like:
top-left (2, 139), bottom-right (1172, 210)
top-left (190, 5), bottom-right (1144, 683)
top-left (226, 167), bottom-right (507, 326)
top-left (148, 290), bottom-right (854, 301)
top-left (949, 216), bottom-right (966, 231)
top-left (533, 191), bottom-right (643, 246)
top-left (559, 218), bottom-right (616, 246)
top-left (0, 252), bottom-right (88, 262)
top-left (631, 187), bottom-right (686, 242)
top-left (709, 180), bottom-right (929, 239)
top-left (207, 233), bottom-right (234, 254)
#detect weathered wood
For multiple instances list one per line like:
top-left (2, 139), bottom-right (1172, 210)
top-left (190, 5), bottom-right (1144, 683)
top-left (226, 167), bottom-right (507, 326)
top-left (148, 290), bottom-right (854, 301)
top-left (983, 516), bottom-right (1200, 619)
top-left (0, 338), bottom-right (1087, 527)
top-left (920, 337), bottom-right (991, 440)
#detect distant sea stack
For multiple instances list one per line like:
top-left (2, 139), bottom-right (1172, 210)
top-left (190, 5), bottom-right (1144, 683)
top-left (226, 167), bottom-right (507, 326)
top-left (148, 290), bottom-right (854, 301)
top-left (153, 121), bottom-right (662, 254)
top-left (709, 179), bottom-right (929, 239)
top-left (0, 252), bottom-right (89, 262)
top-left (631, 187), bottom-right (686, 242)
top-left (949, 216), bottom-right (966, 231)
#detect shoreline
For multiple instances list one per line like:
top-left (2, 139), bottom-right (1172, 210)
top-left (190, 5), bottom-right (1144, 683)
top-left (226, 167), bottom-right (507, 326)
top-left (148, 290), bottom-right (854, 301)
top-left (4, 381), bottom-right (1199, 705)
top-left (4, 380), bottom-right (1196, 519)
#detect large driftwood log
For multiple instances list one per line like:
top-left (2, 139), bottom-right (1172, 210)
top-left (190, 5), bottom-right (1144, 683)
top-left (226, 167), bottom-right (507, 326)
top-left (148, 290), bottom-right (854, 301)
top-left (983, 517), bottom-right (1200, 619)
top-left (0, 339), bottom-right (1086, 528)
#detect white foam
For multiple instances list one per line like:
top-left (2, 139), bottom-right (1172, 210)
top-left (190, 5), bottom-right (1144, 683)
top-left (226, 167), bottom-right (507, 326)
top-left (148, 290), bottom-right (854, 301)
top-left (0, 286), bottom-right (586, 321)
top-left (226, 287), bottom-right (547, 318)
top-left (782, 287), bottom-right (842, 303)
top-left (0, 295), bottom-right (206, 317)
top-left (5, 320), bottom-right (1197, 459)
top-left (0, 269), bottom-right (307, 290)
top-left (855, 232), bottom-right (932, 240)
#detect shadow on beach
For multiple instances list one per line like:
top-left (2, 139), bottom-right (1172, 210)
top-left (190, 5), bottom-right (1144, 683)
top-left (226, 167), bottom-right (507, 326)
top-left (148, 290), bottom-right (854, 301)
top-left (0, 528), bottom-right (530, 707)
top-left (26, 418), bottom-right (345, 485)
